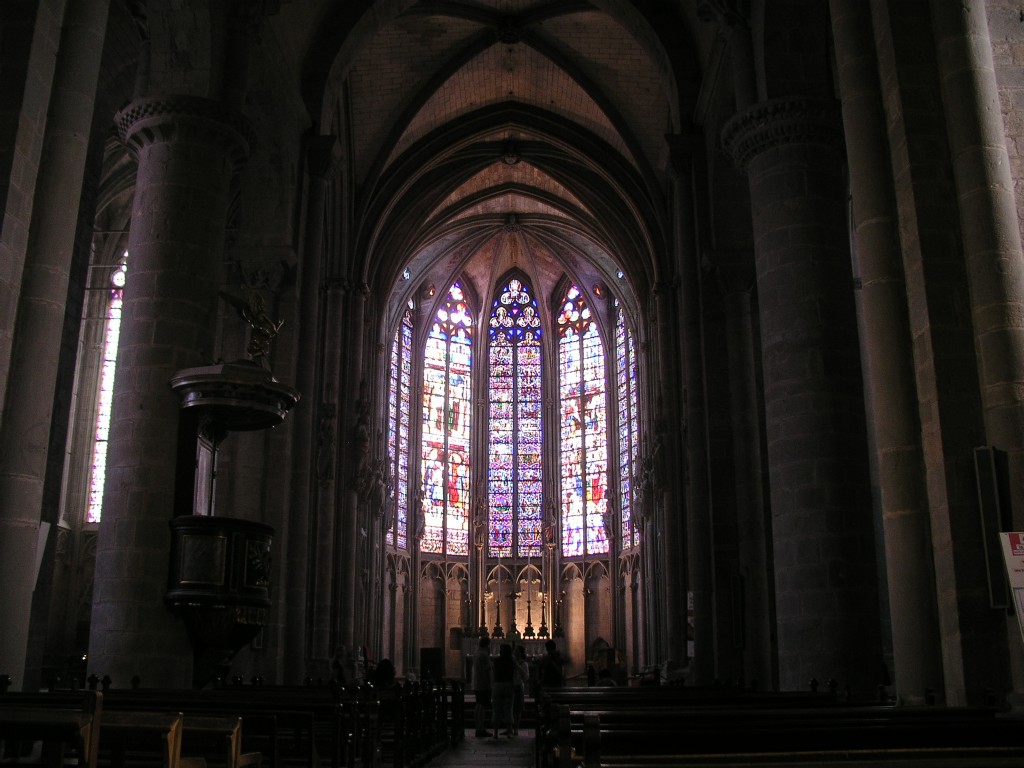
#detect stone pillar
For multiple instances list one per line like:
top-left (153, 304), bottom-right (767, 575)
top-left (284, 135), bottom-right (341, 682)
top-left (722, 98), bottom-right (883, 696)
top-left (931, 0), bottom-right (1024, 702)
top-left (311, 283), bottom-right (343, 668)
top-left (87, 96), bottom-right (253, 688)
top-left (668, 134), bottom-right (713, 684)
top-left (830, 0), bottom-right (942, 705)
top-left (651, 284), bottom-right (687, 666)
top-left (0, 0), bottom-right (110, 689)
top-left (0, 0), bottom-right (64, 417)
top-left (340, 285), bottom-right (368, 649)
top-left (708, 249), bottom-right (775, 690)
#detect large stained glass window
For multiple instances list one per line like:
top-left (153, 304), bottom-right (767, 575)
top-left (557, 285), bottom-right (609, 557)
top-left (487, 275), bottom-right (543, 559)
top-left (86, 258), bottom-right (128, 524)
top-left (386, 304), bottom-right (413, 549)
top-left (420, 282), bottom-right (472, 556)
top-left (616, 301), bottom-right (639, 548)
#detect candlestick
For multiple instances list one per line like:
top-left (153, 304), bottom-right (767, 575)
top-left (492, 563), bottom-right (504, 638)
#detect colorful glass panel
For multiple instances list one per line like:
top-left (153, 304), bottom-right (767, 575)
top-left (421, 283), bottom-right (472, 555)
top-left (387, 308), bottom-right (413, 548)
top-left (487, 277), bottom-right (543, 558)
top-left (616, 302), bottom-right (639, 547)
top-left (86, 261), bottom-right (127, 524)
top-left (557, 285), bottom-right (609, 557)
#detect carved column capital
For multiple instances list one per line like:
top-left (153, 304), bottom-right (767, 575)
top-left (116, 95), bottom-right (256, 171)
top-left (721, 97), bottom-right (843, 170)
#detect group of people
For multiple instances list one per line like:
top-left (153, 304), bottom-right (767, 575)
top-left (472, 637), bottom-right (566, 738)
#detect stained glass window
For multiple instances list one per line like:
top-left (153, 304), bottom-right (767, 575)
top-left (420, 282), bottom-right (472, 556)
top-left (487, 275), bottom-right (543, 559)
top-left (557, 285), bottom-right (609, 557)
top-left (386, 305), bottom-right (413, 549)
top-left (86, 258), bottom-right (127, 524)
top-left (616, 301), bottom-right (639, 548)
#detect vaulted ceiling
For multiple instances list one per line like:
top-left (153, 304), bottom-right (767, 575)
top-left (278, 0), bottom-right (720, 328)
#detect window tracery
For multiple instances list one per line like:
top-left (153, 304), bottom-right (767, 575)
top-left (86, 257), bottom-right (127, 524)
top-left (420, 282), bottom-right (472, 555)
top-left (487, 275), bottom-right (543, 558)
top-left (386, 304), bottom-right (413, 548)
top-left (557, 285), bottom-right (609, 557)
top-left (616, 301), bottom-right (640, 548)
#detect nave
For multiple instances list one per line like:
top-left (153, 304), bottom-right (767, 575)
top-left (427, 728), bottom-right (534, 768)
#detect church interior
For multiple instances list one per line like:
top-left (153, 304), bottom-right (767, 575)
top-left (4, 0), bottom-right (1024, 722)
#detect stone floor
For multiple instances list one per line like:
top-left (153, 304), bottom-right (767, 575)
top-left (425, 728), bottom-right (535, 768)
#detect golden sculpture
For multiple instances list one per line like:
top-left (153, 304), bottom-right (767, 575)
top-left (219, 288), bottom-right (284, 365)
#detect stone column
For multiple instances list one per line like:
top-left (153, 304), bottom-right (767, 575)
top-left (87, 96), bottom-right (253, 688)
top-left (0, 0), bottom-right (110, 690)
top-left (929, 2), bottom-right (1024, 455)
top-left (283, 135), bottom-right (341, 682)
top-left (0, 1), bottom-right (63, 416)
top-left (931, 0), bottom-right (1024, 702)
top-left (830, 0), bottom-right (942, 704)
top-left (708, 249), bottom-right (775, 690)
top-left (668, 134), bottom-right (713, 684)
top-left (651, 284), bottom-right (687, 666)
top-left (722, 98), bottom-right (883, 696)
top-left (311, 283), bottom-right (344, 668)
top-left (340, 285), bottom-right (368, 649)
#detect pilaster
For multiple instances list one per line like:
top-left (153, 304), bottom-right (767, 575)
top-left (705, 248), bottom-right (774, 691)
top-left (285, 134), bottom-right (342, 682)
top-left (667, 132), bottom-right (712, 684)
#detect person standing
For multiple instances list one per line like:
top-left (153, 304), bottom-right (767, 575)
top-left (492, 642), bottom-right (516, 738)
top-left (472, 637), bottom-right (493, 737)
top-left (511, 644), bottom-right (530, 735)
top-left (538, 639), bottom-right (566, 689)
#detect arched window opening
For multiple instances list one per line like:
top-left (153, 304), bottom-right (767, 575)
top-left (615, 300), bottom-right (640, 548)
top-left (487, 275), bottom-right (543, 559)
top-left (557, 285), bottom-right (609, 557)
top-left (86, 256), bottom-right (128, 524)
top-left (386, 303), bottom-right (413, 549)
top-left (420, 282), bottom-right (472, 556)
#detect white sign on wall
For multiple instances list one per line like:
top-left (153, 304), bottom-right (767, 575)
top-left (999, 532), bottom-right (1024, 644)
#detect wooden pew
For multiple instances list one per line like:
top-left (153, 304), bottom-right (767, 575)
top-left (364, 680), bottom-right (454, 768)
top-left (0, 680), bottom-right (458, 768)
top-left (101, 689), bottom-right (324, 768)
top-left (180, 715), bottom-right (262, 768)
top-left (99, 710), bottom-right (183, 768)
top-left (0, 689), bottom-right (102, 768)
top-left (534, 686), bottom-right (838, 768)
top-left (542, 700), bottom-right (1024, 768)
top-left (0, 688), bottom-right (312, 768)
